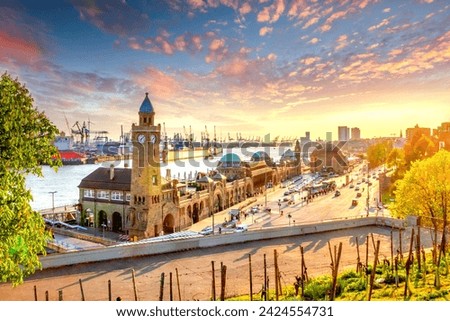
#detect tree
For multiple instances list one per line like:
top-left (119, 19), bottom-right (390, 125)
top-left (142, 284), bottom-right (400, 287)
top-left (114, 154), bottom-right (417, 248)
top-left (0, 72), bottom-right (61, 285)
top-left (366, 140), bottom-right (392, 169)
top-left (391, 150), bottom-right (450, 288)
top-left (404, 132), bottom-right (437, 167)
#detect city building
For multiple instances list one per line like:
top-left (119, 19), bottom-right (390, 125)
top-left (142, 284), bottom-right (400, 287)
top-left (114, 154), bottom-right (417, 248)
top-left (338, 126), bottom-right (350, 142)
top-left (433, 122), bottom-right (450, 151)
top-left (351, 127), bottom-right (361, 140)
top-left (309, 142), bottom-right (349, 175)
top-left (405, 124), bottom-right (431, 141)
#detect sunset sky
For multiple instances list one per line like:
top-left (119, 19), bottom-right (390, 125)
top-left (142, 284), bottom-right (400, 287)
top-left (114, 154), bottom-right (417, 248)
top-left (1, 0), bottom-right (449, 142)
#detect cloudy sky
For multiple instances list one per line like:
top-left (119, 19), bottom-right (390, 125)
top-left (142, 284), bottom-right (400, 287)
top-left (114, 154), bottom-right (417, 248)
top-left (1, 0), bottom-right (449, 142)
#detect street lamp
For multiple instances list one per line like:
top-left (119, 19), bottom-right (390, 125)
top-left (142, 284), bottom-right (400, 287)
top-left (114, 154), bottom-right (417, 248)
top-left (49, 191), bottom-right (57, 223)
top-left (211, 209), bottom-right (215, 235)
top-left (278, 199), bottom-right (281, 214)
top-left (288, 214), bottom-right (292, 226)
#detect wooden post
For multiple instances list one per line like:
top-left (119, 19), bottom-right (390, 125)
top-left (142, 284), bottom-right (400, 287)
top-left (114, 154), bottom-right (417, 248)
top-left (368, 240), bottom-right (380, 301)
top-left (390, 230), bottom-right (394, 272)
top-left (416, 226), bottom-right (421, 272)
top-left (263, 254), bottom-right (267, 301)
top-left (248, 254), bottom-right (253, 301)
top-left (365, 235), bottom-right (369, 269)
top-left (328, 242), bottom-right (342, 301)
top-left (45, 291), bottom-right (49, 301)
top-left (34, 285), bottom-right (38, 301)
top-left (108, 280), bottom-right (112, 301)
top-left (211, 261), bottom-right (216, 301)
top-left (79, 279), bottom-right (85, 301)
top-left (404, 228), bottom-right (415, 298)
top-left (58, 289), bottom-right (63, 301)
top-left (169, 272), bottom-right (173, 301)
top-left (159, 272), bottom-right (165, 301)
top-left (220, 264), bottom-right (227, 301)
top-left (300, 246), bottom-right (307, 299)
top-left (399, 229), bottom-right (403, 261)
top-left (274, 249), bottom-right (279, 301)
top-left (175, 268), bottom-right (181, 301)
top-left (131, 268), bottom-right (138, 301)
top-left (355, 237), bottom-right (361, 273)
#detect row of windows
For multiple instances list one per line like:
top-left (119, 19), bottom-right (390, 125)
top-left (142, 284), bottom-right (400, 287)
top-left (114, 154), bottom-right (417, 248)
top-left (84, 189), bottom-right (131, 201)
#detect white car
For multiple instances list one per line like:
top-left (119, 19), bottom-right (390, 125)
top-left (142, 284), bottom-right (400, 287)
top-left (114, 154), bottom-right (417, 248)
top-left (199, 226), bottom-right (213, 235)
top-left (235, 225), bottom-right (248, 232)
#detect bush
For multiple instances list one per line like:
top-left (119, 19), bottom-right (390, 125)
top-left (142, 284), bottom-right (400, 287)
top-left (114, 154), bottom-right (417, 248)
top-left (303, 275), bottom-right (332, 301)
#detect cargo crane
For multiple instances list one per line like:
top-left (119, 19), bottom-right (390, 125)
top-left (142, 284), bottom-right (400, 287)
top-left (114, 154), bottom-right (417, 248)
top-left (203, 125), bottom-right (210, 149)
top-left (71, 121), bottom-right (88, 145)
top-left (183, 125), bottom-right (194, 149)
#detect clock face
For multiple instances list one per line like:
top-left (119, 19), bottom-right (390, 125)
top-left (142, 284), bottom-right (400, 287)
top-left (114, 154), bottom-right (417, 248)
top-left (137, 134), bottom-right (145, 144)
top-left (150, 134), bottom-right (157, 144)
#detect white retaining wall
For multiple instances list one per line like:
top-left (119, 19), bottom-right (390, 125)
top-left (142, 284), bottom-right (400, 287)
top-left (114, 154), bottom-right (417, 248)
top-left (40, 216), bottom-right (405, 269)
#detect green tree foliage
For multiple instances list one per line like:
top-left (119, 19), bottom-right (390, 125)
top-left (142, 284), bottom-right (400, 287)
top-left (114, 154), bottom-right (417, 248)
top-left (0, 72), bottom-right (61, 285)
top-left (391, 149), bottom-right (450, 281)
top-left (391, 149), bottom-right (450, 223)
top-left (366, 140), bottom-right (392, 169)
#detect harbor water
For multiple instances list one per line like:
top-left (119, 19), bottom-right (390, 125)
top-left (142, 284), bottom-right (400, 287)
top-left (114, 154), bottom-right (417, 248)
top-left (26, 146), bottom-right (290, 211)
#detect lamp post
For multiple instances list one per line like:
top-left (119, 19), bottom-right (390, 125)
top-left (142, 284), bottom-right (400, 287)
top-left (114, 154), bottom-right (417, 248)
top-left (49, 191), bottom-right (57, 223)
top-left (278, 200), bottom-right (281, 215)
top-left (211, 209), bottom-right (215, 235)
top-left (288, 214), bottom-right (292, 226)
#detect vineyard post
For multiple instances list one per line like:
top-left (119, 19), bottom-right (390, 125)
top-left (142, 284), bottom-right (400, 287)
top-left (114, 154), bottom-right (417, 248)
top-left (248, 254), bottom-right (253, 301)
top-left (220, 264), bottom-right (227, 301)
top-left (368, 240), bottom-right (380, 301)
top-left (211, 261), bottom-right (216, 301)
top-left (108, 280), bottom-right (112, 301)
top-left (274, 249), bottom-right (279, 301)
top-left (79, 278), bottom-right (85, 301)
top-left (169, 272), bottom-right (173, 301)
top-left (263, 253), bottom-right (267, 301)
top-left (176, 268), bottom-right (181, 301)
top-left (159, 272), bottom-right (165, 301)
top-left (131, 269), bottom-right (138, 301)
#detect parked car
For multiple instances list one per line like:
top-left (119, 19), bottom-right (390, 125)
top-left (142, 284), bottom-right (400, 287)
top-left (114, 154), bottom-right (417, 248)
top-left (235, 224), bottom-right (248, 233)
top-left (356, 192), bottom-right (362, 198)
top-left (199, 226), bottom-right (213, 235)
top-left (352, 199), bottom-right (358, 206)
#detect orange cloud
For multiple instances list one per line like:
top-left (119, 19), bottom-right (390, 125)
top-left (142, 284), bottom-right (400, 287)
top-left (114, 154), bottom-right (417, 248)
top-left (0, 31), bottom-right (42, 65)
top-left (132, 67), bottom-right (181, 99)
top-left (259, 26), bottom-right (273, 36)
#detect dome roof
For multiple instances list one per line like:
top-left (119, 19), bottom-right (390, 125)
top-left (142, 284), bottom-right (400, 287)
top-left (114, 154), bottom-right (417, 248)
top-left (219, 153), bottom-right (241, 163)
top-left (139, 92), bottom-right (154, 113)
top-left (251, 151), bottom-right (270, 162)
top-left (282, 149), bottom-right (295, 157)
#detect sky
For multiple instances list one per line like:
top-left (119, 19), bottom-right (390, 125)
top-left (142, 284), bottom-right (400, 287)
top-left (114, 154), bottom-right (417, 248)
top-left (1, 0), bottom-right (449, 142)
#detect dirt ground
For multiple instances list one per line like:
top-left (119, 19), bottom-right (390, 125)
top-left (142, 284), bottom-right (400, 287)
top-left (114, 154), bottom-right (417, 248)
top-left (0, 226), bottom-right (420, 301)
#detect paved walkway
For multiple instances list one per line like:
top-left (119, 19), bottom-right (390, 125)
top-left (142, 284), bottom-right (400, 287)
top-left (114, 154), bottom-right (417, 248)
top-left (0, 225), bottom-right (416, 301)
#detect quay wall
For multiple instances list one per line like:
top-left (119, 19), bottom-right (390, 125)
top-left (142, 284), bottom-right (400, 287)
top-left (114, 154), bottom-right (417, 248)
top-left (40, 216), bottom-right (406, 269)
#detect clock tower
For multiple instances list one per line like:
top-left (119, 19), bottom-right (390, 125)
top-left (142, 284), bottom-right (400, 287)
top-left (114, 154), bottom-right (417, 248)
top-left (127, 93), bottom-right (163, 239)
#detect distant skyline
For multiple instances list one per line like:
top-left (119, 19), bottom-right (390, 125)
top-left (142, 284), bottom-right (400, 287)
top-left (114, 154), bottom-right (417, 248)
top-left (1, 0), bottom-right (449, 141)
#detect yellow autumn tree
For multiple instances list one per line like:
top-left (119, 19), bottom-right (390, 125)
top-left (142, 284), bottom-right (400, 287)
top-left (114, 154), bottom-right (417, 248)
top-left (391, 149), bottom-right (450, 288)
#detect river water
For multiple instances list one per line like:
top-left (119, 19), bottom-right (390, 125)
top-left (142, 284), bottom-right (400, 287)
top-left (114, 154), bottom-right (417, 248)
top-left (26, 146), bottom-right (290, 211)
